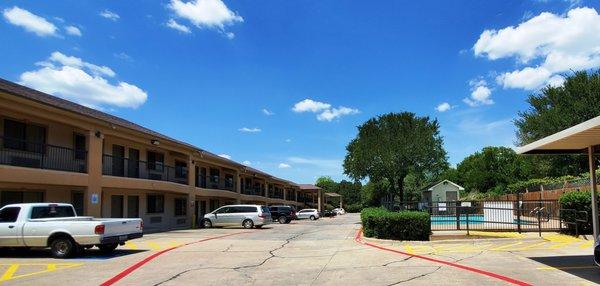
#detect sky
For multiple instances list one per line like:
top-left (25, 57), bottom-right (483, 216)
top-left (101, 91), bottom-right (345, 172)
top-left (1, 0), bottom-right (600, 183)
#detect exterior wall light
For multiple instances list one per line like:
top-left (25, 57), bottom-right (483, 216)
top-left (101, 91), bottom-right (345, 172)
top-left (151, 139), bottom-right (160, 146)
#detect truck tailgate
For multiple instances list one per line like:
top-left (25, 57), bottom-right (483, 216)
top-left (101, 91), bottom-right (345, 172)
top-left (102, 219), bottom-right (143, 236)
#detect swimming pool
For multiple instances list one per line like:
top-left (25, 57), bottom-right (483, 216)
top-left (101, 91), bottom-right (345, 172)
top-left (430, 215), bottom-right (537, 225)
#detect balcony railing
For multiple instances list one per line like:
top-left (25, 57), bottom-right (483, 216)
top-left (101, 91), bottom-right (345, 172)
top-left (196, 175), bottom-right (236, 192)
top-left (0, 135), bottom-right (87, 173)
top-left (242, 186), bottom-right (265, 197)
top-left (102, 154), bottom-right (188, 185)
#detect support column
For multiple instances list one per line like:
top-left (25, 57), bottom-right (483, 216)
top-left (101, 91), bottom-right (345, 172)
top-left (187, 156), bottom-right (196, 228)
top-left (589, 146), bottom-right (599, 240)
top-left (340, 196), bottom-right (343, 208)
top-left (317, 189), bottom-right (323, 213)
top-left (235, 171), bottom-right (242, 204)
top-left (86, 130), bottom-right (103, 217)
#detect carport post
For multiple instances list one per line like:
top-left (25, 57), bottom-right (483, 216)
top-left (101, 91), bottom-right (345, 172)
top-left (588, 146), bottom-right (599, 240)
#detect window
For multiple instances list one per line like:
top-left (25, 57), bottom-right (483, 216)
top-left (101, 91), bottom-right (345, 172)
top-left (30, 206), bottom-right (75, 219)
top-left (1, 191), bottom-right (44, 208)
top-left (209, 168), bottom-right (220, 183)
top-left (147, 194), bottom-right (164, 213)
top-left (3, 119), bottom-right (46, 153)
top-left (147, 151), bottom-right (164, 171)
top-left (0, 207), bottom-right (20, 222)
top-left (73, 133), bottom-right (86, 160)
top-left (175, 161), bottom-right (187, 179)
top-left (225, 174), bottom-right (234, 188)
top-left (174, 198), bottom-right (187, 216)
top-left (214, 206), bottom-right (230, 214)
top-left (240, 206), bottom-right (257, 213)
top-left (260, 206), bottom-right (270, 213)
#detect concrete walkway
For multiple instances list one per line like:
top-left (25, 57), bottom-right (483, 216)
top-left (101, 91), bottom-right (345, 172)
top-left (0, 214), bottom-right (597, 285)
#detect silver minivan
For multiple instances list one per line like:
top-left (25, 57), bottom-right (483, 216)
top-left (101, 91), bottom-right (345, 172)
top-left (202, 205), bottom-right (271, 229)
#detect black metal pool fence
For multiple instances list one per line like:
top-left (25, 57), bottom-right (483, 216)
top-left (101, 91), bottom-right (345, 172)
top-left (388, 199), bottom-right (588, 234)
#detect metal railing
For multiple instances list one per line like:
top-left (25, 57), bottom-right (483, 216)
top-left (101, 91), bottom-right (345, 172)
top-left (0, 135), bottom-right (87, 173)
top-left (196, 175), bottom-right (236, 192)
top-left (102, 154), bottom-right (188, 185)
top-left (242, 186), bottom-right (265, 197)
top-left (394, 200), bottom-right (562, 233)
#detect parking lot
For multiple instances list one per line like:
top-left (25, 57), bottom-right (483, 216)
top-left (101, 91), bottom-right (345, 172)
top-left (0, 214), bottom-right (598, 285)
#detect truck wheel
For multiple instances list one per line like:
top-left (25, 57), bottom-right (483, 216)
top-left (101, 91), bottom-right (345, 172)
top-left (50, 238), bottom-right (75, 259)
top-left (278, 216), bottom-right (287, 224)
top-left (242, 219), bottom-right (254, 229)
top-left (98, 243), bottom-right (118, 253)
top-left (309, 215), bottom-right (316, 220)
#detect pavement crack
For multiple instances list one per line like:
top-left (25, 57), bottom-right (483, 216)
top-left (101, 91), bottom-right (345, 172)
top-left (383, 256), bottom-right (413, 266)
top-left (385, 266), bottom-right (442, 285)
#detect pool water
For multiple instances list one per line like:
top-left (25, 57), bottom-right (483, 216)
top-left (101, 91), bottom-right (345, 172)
top-left (430, 215), bottom-right (537, 225)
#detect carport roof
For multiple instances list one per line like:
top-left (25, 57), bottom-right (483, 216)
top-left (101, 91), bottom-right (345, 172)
top-left (298, 184), bottom-right (321, 191)
top-left (516, 115), bottom-right (600, 154)
top-left (324, 192), bottom-right (341, 197)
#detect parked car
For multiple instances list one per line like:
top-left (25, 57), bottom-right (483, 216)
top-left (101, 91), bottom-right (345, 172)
top-left (268, 205), bottom-right (296, 224)
top-left (202, 205), bottom-right (271, 229)
top-left (322, 210), bottom-right (337, 218)
top-left (296, 209), bottom-right (319, 220)
top-left (0, 203), bottom-right (143, 258)
top-left (333, 208), bottom-right (346, 215)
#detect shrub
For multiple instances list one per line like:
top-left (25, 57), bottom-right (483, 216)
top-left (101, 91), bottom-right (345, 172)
top-left (558, 190), bottom-right (594, 234)
top-left (361, 207), bottom-right (430, 241)
top-left (345, 203), bottom-right (363, 213)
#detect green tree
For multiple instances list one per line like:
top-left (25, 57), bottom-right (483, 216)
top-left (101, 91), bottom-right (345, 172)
top-left (343, 112), bottom-right (448, 202)
top-left (456, 146), bottom-right (530, 193)
top-left (515, 70), bottom-right (600, 176)
top-left (361, 179), bottom-right (390, 207)
top-left (315, 176), bottom-right (337, 192)
top-left (337, 180), bottom-right (362, 206)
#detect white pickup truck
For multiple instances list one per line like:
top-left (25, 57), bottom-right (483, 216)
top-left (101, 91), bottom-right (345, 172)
top-left (0, 203), bottom-right (143, 258)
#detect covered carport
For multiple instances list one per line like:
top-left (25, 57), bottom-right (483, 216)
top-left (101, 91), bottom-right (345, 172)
top-left (325, 192), bottom-right (343, 209)
top-left (516, 115), bottom-right (600, 239)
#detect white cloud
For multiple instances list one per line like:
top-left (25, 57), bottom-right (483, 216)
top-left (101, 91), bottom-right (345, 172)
top-left (292, 99), bottom-right (331, 113)
top-left (242, 160), bottom-right (251, 166)
top-left (292, 98), bottom-right (359, 121)
top-left (238, 127), bottom-right (261, 133)
top-left (463, 79), bottom-right (494, 107)
top-left (218, 154), bottom-right (231, 159)
top-left (19, 51), bottom-right (147, 109)
top-left (316, 106), bottom-right (359, 122)
top-left (65, 25), bottom-right (81, 36)
top-left (474, 7), bottom-right (600, 90)
top-left (284, 138), bottom-right (292, 143)
top-left (278, 163), bottom-right (291, 169)
top-left (114, 52), bottom-right (133, 61)
top-left (168, 0), bottom-right (243, 36)
top-left (435, 102), bottom-right (453, 112)
top-left (3, 6), bottom-right (58, 37)
top-left (166, 19), bottom-right (191, 34)
top-left (262, 108), bottom-right (274, 116)
top-left (99, 10), bottom-right (120, 21)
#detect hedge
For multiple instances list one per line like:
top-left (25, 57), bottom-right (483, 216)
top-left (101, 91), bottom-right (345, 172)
top-left (345, 203), bottom-right (363, 213)
top-left (558, 191), bottom-right (595, 234)
top-left (361, 207), bottom-right (430, 241)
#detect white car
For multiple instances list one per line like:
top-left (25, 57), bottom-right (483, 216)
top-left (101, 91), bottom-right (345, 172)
top-left (0, 203), bottom-right (143, 258)
top-left (296, 209), bottom-right (320, 220)
top-left (203, 205), bottom-right (271, 229)
top-left (333, 208), bottom-right (346, 215)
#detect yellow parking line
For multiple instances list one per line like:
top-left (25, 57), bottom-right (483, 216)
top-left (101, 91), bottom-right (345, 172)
top-left (490, 242), bottom-right (523, 251)
top-left (548, 242), bottom-right (573, 249)
top-left (514, 241), bottom-right (547, 251)
top-left (579, 241), bottom-right (593, 249)
top-left (404, 244), bottom-right (414, 254)
top-left (147, 241), bottom-right (162, 251)
top-left (124, 241), bottom-right (139, 250)
top-left (1, 265), bottom-right (19, 281)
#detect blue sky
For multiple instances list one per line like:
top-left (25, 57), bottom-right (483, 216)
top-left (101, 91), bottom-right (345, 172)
top-left (2, 0), bottom-right (600, 183)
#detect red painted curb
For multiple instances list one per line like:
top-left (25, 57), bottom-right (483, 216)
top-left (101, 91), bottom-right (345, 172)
top-left (355, 229), bottom-right (532, 286)
top-left (100, 231), bottom-right (249, 286)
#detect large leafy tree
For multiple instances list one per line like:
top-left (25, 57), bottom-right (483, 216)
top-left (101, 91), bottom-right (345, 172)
top-left (515, 70), bottom-right (600, 176)
top-left (456, 146), bottom-right (530, 193)
top-left (343, 112), bottom-right (448, 202)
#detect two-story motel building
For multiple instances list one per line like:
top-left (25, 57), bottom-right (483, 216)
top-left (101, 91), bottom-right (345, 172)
top-left (0, 78), bottom-right (325, 232)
